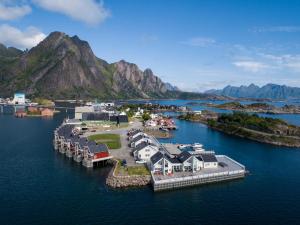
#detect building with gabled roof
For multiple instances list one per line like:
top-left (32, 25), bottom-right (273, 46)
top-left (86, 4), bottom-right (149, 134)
top-left (133, 142), bottom-right (159, 162)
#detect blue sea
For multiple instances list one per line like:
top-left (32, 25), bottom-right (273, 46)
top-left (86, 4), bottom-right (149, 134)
top-left (1, 100), bottom-right (300, 225)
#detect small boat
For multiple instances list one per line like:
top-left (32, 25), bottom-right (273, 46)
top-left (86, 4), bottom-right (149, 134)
top-left (192, 143), bottom-right (204, 152)
top-left (178, 144), bottom-right (191, 150)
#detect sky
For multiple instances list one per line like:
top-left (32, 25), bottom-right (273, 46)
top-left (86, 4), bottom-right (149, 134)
top-left (0, 0), bottom-right (300, 92)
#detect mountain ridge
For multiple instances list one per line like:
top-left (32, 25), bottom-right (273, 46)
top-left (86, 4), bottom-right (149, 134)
top-left (0, 31), bottom-right (182, 99)
top-left (205, 83), bottom-right (300, 99)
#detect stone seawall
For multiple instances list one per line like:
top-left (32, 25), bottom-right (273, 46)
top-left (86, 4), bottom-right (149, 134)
top-left (106, 160), bottom-right (151, 188)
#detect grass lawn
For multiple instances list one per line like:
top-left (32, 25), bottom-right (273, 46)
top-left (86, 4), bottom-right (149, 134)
top-left (115, 160), bottom-right (150, 176)
top-left (88, 133), bottom-right (121, 149)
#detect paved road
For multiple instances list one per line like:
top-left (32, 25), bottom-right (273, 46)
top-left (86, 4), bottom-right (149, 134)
top-left (84, 119), bottom-right (143, 166)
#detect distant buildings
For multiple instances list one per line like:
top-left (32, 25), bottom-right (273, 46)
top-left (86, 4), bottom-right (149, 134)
top-left (12, 93), bottom-right (25, 105)
top-left (74, 102), bottom-right (128, 124)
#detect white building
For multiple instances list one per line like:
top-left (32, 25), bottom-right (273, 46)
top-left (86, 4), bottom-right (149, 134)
top-left (150, 151), bottom-right (218, 175)
top-left (12, 93), bottom-right (25, 105)
top-left (129, 130), bottom-right (144, 140)
top-left (75, 106), bottom-right (94, 119)
top-left (130, 134), bottom-right (151, 148)
top-left (144, 120), bottom-right (157, 127)
top-left (133, 142), bottom-right (159, 162)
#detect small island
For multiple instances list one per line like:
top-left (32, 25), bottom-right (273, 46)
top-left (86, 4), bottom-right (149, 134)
top-left (179, 111), bottom-right (300, 147)
top-left (203, 102), bottom-right (300, 114)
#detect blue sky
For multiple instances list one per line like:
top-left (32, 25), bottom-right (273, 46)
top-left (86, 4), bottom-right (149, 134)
top-left (1, 0), bottom-right (300, 91)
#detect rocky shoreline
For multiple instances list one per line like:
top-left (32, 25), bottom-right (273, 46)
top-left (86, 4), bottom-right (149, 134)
top-left (178, 112), bottom-right (300, 148)
top-left (106, 160), bottom-right (151, 189)
top-left (202, 102), bottom-right (300, 114)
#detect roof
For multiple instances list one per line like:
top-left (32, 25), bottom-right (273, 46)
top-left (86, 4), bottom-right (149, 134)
top-left (131, 134), bottom-right (146, 143)
top-left (57, 125), bottom-right (74, 138)
top-left (199, 153), bottom-right (218, 163)
top-left (150, 152), bottom-right (164, 165)
top-left (177, 151), bottom-right (192, 163)
top-left (167, 155), bottom-right (181, 164)
top-left (129, 129), bottom-right (141, 136)
top-left (133, 142), bottom-right (148, 152)
top-left (82, 112), bottom-right (109, 121)
top-left (78, 137), bottom-right (89, 148)
top-left (88, 143), bottom-right (108, 153)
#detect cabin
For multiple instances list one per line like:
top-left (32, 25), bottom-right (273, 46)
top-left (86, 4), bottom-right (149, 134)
top-left (82, 142), bottom-right (112, 167)
top-left (128, 130), bottom-right (144, 140)
top-left (150, 152), bottom-right (174, 175)
top-left (133, 142), bottom-right (159, 162)
top-left (150, 151), bottom-right (219, 175)
top-left (130, 134), bottom-right (151, 147)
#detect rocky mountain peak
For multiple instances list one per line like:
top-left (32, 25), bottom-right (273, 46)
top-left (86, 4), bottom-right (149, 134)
top-left (0, 31), bottom-right (177, 99)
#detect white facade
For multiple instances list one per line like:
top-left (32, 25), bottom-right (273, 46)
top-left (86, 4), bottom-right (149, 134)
top-left (151, 157), bottom-right (173, 175)
top-left (203, 161), bottom-right (218, 169)
top-left (100, 102), bottom-right (114, 107)
top-left (75, 106), bottom-right (94, 119)
top-left (130, 132), bottom-right (144, 140)
top-left (134, 145), bottom-right (159, 162)
top-left (12, 93), bottom-right (25, 105)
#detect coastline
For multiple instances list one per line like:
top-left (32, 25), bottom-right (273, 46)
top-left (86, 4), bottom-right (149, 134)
top-left (178, 114), bottom-right (300, 148)
top-left (106, 160), bottom-right (151, 188)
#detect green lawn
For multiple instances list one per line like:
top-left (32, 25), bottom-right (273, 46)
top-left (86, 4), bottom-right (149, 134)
top-left (115, 160), bottom-right (150, 176)
top-left (88, 133), bottom-right (121, 149)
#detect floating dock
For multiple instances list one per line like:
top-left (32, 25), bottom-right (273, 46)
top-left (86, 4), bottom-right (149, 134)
top-left (151, 155), bottom-right (246, 191)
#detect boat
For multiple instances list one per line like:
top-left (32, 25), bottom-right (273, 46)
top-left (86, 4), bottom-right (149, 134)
top-left (192, 143), bottom-right (205, 152)
top-left (178, 144), bottom-right (191, 150)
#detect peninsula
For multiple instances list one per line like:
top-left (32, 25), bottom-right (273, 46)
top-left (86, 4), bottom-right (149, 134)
top-left (202, 102), bottom-right (300, 114)
top-left (179, 111), bottom-right (300, 147)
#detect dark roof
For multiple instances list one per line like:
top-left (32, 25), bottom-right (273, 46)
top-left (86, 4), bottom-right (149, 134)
top-left (134, 142), bottom-right (149, 152)
top-left (78, 137), bottom-right (89, 148)
top-left (88, 143), bottom-right (108, 153)
top-left (150, 152), bottom-right (164, 164)
top-left (199, 153), bottom-right (218, 163)
top-left (130, 129), bottom-right (141, 136)
top-left (82, 112), bottom-right (109, 121)
top-left (57, 125), bottom-right (75, 138)
top-left (118, 115), bottom-right (128, 123)
top-left (167, 156), bottom-right (181, 164)
top-left (196, 156), bottom-right (203, 161)
top-left (177, 151), bottom-right (192, 163)
top-left (131, 134), bottom-right (145, 143)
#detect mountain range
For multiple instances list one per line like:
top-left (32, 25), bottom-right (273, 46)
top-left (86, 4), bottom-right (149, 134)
top-left (0, 31), bottom-right (191, 100)
top-left (206, 84), bottom-right (300, 99)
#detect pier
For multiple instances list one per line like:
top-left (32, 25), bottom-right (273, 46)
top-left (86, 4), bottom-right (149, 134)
top-left (151, 155), bottom-right (246, 191)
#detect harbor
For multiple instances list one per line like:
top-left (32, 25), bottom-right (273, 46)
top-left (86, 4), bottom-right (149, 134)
top-left (50, 101), bottom-right (247, 191)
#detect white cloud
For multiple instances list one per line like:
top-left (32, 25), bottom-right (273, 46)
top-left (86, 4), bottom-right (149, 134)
top-left (0, 2), bottom-right (31, 20)
top-left (0, 24), bottom-right (46, 49)
top-left (181, 37), bottom-right (216, 47)
top-left (232, 61), bottom-right (270, 72)
top-left (252, 26), bottom-right (300, 33)
top-left (260, 53), bottom-right (300, 72)
top-left (32, 0), bottom-right (110, 25)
